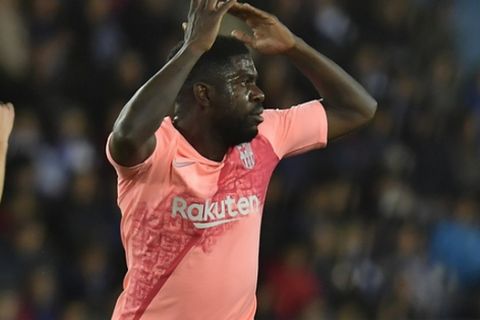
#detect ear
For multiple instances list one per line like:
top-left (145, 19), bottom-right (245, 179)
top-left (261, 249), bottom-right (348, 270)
top-left (192, 82), bottom-right (212, 109)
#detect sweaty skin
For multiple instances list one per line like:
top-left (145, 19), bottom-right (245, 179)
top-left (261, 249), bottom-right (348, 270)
top-left (225, 57), bottom-right (260, 99)
top-left (224, 58), bottom-right (258, 96)
top-left (214, 55), bottom-right (264, 142)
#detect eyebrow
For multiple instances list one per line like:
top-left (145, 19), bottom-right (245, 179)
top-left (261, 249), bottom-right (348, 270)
top-left (227, 71), bottom-right (258, 82)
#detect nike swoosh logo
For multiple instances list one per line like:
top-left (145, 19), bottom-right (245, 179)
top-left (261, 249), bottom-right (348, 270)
top-left (173, 160), bottom-right (196, 168)
top-left (194, 218), bottom-right (241, 229)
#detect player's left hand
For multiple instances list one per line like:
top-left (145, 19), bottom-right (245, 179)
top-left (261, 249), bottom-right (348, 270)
top-left (228, 2), bottom-right (296, 55)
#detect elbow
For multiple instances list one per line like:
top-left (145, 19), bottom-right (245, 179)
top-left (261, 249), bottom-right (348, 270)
top-left (112, 106), bottom-right (141, 144)
top-left (112, 121), bottom-right (138, 147)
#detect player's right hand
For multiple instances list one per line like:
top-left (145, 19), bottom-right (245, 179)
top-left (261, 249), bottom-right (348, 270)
top-left (0, 102), bottom-right (15, 144)
top-left (183, 0), bottom-right (237, 53)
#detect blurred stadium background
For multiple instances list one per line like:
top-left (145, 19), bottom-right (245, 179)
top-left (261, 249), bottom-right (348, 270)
top-left (1, 0), bottom-right (480, 319)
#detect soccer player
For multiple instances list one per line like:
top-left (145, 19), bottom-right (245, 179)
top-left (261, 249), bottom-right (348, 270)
top-left (0, 102), bottom-right (14, 203)
top-left (106, 0), bottom-right (377, 319)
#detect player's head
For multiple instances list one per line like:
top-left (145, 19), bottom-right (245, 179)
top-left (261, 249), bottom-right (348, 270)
top-left (167, 36), bottom-right (265, 147)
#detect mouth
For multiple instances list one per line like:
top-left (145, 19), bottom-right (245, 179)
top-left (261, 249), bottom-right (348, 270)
top-left (249, 108), bottom-right (264, 124)
top-left (249, 114), bottom-right (264, 124)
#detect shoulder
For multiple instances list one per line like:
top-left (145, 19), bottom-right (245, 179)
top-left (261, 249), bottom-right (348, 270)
top-left (156, 116), bottom-right (177, 139)
top-left (106, 117), bottom-right (178, 180)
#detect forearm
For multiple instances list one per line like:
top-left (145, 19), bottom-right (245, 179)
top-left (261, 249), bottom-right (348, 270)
top-left (113, 45), bottom-right (204, 143)
top-left (285, 37), bottom-right (377, 118)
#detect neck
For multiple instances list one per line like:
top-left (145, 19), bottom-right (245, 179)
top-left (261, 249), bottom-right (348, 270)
top-left (173, 114), bottom-right (229, 162)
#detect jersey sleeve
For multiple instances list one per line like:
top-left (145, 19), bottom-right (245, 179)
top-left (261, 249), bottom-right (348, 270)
top-left (105, 119), bottom-right (173, 180)
top-left (258, 100), bottom-right (328, 159)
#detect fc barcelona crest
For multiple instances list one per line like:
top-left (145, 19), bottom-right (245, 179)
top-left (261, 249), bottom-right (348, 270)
top-left (237, 143), bottom-right (255, 170)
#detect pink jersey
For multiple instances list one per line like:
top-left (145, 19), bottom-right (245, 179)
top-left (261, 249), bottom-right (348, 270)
top-left (106, 100), bottom-right (328, 320)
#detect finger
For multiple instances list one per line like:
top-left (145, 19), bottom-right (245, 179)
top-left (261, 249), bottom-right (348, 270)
top-left (0, 103), bottom-right (14, 115)
top-left (188, 0), bottom-right (201, 15)
top-left (228, 4), bottom-right (251, 21)
top-left (228, 3), bottom-right (245, 16)
top-left (206, 0), bottom-right (218, 10)
top-left (182, 22), bottom-right (187, 31)
top-left (231, 30), bottom-right (255, 47)
top-left (217, 0), bottom-right (237, 15)
top-left (5, 103), bottom-right (14, 116)
top-left (9, 103), bottom-right (15, 116)
top-left (229, 2), bottom-right (270, 18)
top-left (242, 3), bottom-right (270, 17)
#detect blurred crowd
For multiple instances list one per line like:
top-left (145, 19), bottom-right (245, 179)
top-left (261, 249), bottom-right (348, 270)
top-left (1, 0), bottom-right (480, 319)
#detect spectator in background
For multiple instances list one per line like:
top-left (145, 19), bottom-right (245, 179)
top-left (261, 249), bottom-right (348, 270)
top-left (0, 0), bottom-right (29, 81)
top-left (0, 102), bottom-right (14, 202)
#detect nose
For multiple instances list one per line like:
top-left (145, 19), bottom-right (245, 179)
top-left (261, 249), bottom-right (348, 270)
top-left (250, 85), bottom-right (265, 104)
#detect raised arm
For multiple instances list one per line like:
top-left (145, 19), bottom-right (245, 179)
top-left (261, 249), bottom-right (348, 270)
top-left (109, 0), bottom-right (238, 167)
top-left (0, 102), bottom-right (15, 203)
top-left (229, 3), bottom-right (377, 140)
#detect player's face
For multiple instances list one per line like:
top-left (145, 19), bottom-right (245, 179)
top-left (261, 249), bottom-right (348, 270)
top-left (211, 55), bottom-right (265, 147)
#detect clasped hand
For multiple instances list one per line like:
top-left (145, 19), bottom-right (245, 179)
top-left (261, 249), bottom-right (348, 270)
top-left (184, 0), bottom-right (296, 55)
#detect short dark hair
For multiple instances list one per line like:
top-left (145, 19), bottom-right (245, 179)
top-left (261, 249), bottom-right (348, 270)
top-left (167, 36), bottom-right (251, 89)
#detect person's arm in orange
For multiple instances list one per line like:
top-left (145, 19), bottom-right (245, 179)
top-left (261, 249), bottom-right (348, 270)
top-left (0, 102), bottom-right (15, 202)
